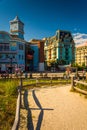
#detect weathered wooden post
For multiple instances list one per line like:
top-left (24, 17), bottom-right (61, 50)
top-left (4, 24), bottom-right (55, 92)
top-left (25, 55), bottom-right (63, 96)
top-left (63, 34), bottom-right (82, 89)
top-left (65, 74), bottom-right (69, 84)
top-left (76, 67), bottom-right (78, 77)
top-left (30, 72), bottom-right (32, 78)
top-left (36, 77), bottom-right (38, 86)
top-left (86, 72), bottom-right (87, 80)
top-left (20, 76), bottom-right (22, 108)
top-left (25, 72), bottom-right (28, 79)
top-left (50, 76), bottom-right (52, 85)
top-left (71, 76), bottom-right (74, 90)
top-left (12, 75), bottom-right (22, 130)
top-left (20, 77), bottom-right (22, 88)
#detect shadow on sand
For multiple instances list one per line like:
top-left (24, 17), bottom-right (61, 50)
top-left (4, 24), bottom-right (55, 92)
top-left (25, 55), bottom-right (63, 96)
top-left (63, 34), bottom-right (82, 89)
top-left (23, 89), bottom-right (53, 130)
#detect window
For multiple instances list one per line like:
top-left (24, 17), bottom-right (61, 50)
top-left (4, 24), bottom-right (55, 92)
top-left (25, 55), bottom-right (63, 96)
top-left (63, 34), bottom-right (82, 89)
top-left (64, 45), bottom-right (70, 48)
top-left (0, 45), bottom-right (3, 51)
top-left (6, 54), bottom-right (9, 58)
top-left (19, 44), bottom-right (23, 50)
top-left (22, 55), bottom-right (24, 60)
top-left (0, 43), bottom-right (9, 51)
top-left (19, 54), bottom-right (21, 60)
top-left (4, 45), bottom-right (9, 51)
top-left (0, 54), bottom-right (2, 59)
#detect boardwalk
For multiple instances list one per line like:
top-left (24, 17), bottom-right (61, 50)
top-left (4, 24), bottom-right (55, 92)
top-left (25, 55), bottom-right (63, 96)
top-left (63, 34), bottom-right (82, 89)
top-left (18, 85), bottom-right (87, 130)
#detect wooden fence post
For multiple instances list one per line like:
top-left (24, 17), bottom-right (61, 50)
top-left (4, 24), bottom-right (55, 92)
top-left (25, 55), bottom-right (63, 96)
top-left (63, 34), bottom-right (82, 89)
top-left (36, 77), bottom-right (38, 86)
top-left (20, 77), bottom-right (22, 108)
top-left (50, 76), bottom-right (52, 85)
top-left (86, 72), bottom-right (87, 80)
top-left (20, 78), bottom-right (22, 88)
top-left (71, 76), bottom-right (74, 90)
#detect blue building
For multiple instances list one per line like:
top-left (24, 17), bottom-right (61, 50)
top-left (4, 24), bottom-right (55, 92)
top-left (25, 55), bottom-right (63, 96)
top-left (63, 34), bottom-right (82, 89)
top-left (0, 16), bottom-right (26, 72)
top-left (29, 39), bottom-right (45, 71)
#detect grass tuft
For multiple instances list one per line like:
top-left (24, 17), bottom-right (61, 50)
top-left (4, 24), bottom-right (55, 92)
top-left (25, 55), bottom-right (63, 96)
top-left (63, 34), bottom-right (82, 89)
top-left (0, 79), bottom-right (19, 130)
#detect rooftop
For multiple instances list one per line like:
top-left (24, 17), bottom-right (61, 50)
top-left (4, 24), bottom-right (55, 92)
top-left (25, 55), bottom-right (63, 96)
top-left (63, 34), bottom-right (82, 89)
top-left (10, 16), bottom-right (24, 25)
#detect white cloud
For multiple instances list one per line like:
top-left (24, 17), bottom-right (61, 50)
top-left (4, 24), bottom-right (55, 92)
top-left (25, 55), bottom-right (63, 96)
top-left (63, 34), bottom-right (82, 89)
top-left (73, 33), bottom-right (87, 45)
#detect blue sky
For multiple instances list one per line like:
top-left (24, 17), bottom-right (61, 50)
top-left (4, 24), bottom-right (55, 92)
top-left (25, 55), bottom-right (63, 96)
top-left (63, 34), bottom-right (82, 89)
top-left (0, 0), bottom-right (87, 41)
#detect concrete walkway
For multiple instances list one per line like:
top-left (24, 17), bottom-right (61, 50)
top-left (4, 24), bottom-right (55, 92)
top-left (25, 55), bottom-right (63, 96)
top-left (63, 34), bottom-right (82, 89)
top-left (18, 85), bottom-right (87, 130)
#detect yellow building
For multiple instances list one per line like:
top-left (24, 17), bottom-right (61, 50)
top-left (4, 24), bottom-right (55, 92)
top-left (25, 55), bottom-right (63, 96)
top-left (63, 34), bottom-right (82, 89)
top-left (76, 42), bottom-right (87, 66)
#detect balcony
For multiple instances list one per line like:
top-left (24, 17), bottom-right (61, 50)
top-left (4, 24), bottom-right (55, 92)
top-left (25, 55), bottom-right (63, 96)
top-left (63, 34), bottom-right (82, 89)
top-left (0, 58), bottom-right (17, 63)
top-left (0, 50), bottom-right (17, 54)
top-left (27, 55), bottom-right (33, 60)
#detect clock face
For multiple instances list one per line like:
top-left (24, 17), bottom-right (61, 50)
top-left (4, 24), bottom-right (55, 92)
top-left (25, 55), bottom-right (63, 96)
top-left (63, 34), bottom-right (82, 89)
top-left (10, 23), bottom-right (23, 32)
top-left (14, 25), bottom-right (17, 29)
top-left (13, 24), bottom-right (17, 30)
top-left (10, 24), bottom-right (18, 31)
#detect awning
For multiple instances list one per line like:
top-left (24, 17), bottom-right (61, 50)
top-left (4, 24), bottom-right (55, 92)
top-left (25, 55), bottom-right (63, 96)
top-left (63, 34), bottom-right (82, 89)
top-left (27, 55), bottom-right (33, 60)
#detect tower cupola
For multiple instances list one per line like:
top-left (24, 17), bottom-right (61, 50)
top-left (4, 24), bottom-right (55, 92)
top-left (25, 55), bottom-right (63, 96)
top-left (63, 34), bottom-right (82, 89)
top-left (10, 16), bottom-right (24, 39)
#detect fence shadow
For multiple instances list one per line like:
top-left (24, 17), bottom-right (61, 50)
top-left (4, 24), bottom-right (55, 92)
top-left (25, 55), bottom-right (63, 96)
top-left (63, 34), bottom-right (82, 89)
top-left (23, 89), bottom-right (54, 130)
top-left (24, 90), bottom-right (34, 130)
top-left (32, 90), bottom-right (54, 130)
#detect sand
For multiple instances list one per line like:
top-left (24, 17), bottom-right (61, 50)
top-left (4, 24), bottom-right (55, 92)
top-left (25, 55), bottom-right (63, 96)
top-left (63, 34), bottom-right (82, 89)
top-left (19, 85), bottom-right (87, 130)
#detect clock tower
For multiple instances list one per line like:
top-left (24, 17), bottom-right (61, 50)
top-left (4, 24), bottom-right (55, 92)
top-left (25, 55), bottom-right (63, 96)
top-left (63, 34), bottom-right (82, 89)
top-left (10, 16), bottom-right (24, 39)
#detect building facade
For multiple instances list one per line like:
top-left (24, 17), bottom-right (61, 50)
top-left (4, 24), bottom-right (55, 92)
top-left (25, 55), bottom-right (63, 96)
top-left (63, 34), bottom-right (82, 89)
top-left (0, 17), bottom-right (76, 72)
top-left (29, 39), bottom-right (45, 71)
top-left (44, 30), bottom-right (75, 67)
top-left (75, 42), bottom-right (87, 66)
top-left (0, 16), bottom-right (45, 72)
top-left (0, 16), bottom-right (26, 72)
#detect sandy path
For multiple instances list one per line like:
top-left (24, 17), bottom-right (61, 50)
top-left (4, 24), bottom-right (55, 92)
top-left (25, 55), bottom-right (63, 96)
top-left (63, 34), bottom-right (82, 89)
top-left (19, 85), bottom-right (87, 130)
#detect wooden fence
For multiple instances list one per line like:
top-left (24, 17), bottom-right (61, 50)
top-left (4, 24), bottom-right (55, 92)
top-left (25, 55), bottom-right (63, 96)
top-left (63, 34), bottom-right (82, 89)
top-left (12, 75), bottom-right (87, 129)
top-left (71, 76), bottom-right (87, 95)
top-left (11, 78), bottom-right (22, 130)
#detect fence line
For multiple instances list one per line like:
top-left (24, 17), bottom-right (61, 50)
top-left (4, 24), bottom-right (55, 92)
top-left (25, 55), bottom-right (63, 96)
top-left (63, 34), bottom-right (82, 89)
top-left (11, 78), bottom-right (22, 130)
top-left (11, 76), bottom-right (70, 130)
top-left (71, 76), bottom-right (87, 95)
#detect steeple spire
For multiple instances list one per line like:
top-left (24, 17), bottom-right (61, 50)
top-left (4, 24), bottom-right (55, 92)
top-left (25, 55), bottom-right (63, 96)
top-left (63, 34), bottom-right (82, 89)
top-left (13, 16), bottom-right (20, 21)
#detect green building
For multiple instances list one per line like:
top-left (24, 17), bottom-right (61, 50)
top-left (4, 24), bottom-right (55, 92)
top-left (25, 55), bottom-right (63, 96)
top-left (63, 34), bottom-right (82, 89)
top-left (44, 30), bottom-right (75, 68)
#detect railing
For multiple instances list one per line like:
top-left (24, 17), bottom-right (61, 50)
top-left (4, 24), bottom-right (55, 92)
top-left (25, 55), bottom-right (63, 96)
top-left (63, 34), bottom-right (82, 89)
top-left (0, 59), bottom-right (16, 63)
top-left (71, 76), bottom-right (87, 95)
top-left (0, 72), bottom-right (85, 80)
top-left (0, 50), bottom-right (17, 54)
top-left (11, 78), bottom-right (22, 130)
top-left (23, 77), bottom-right (70, 87)
top-left (0, 72), bottom-right (64, 79)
